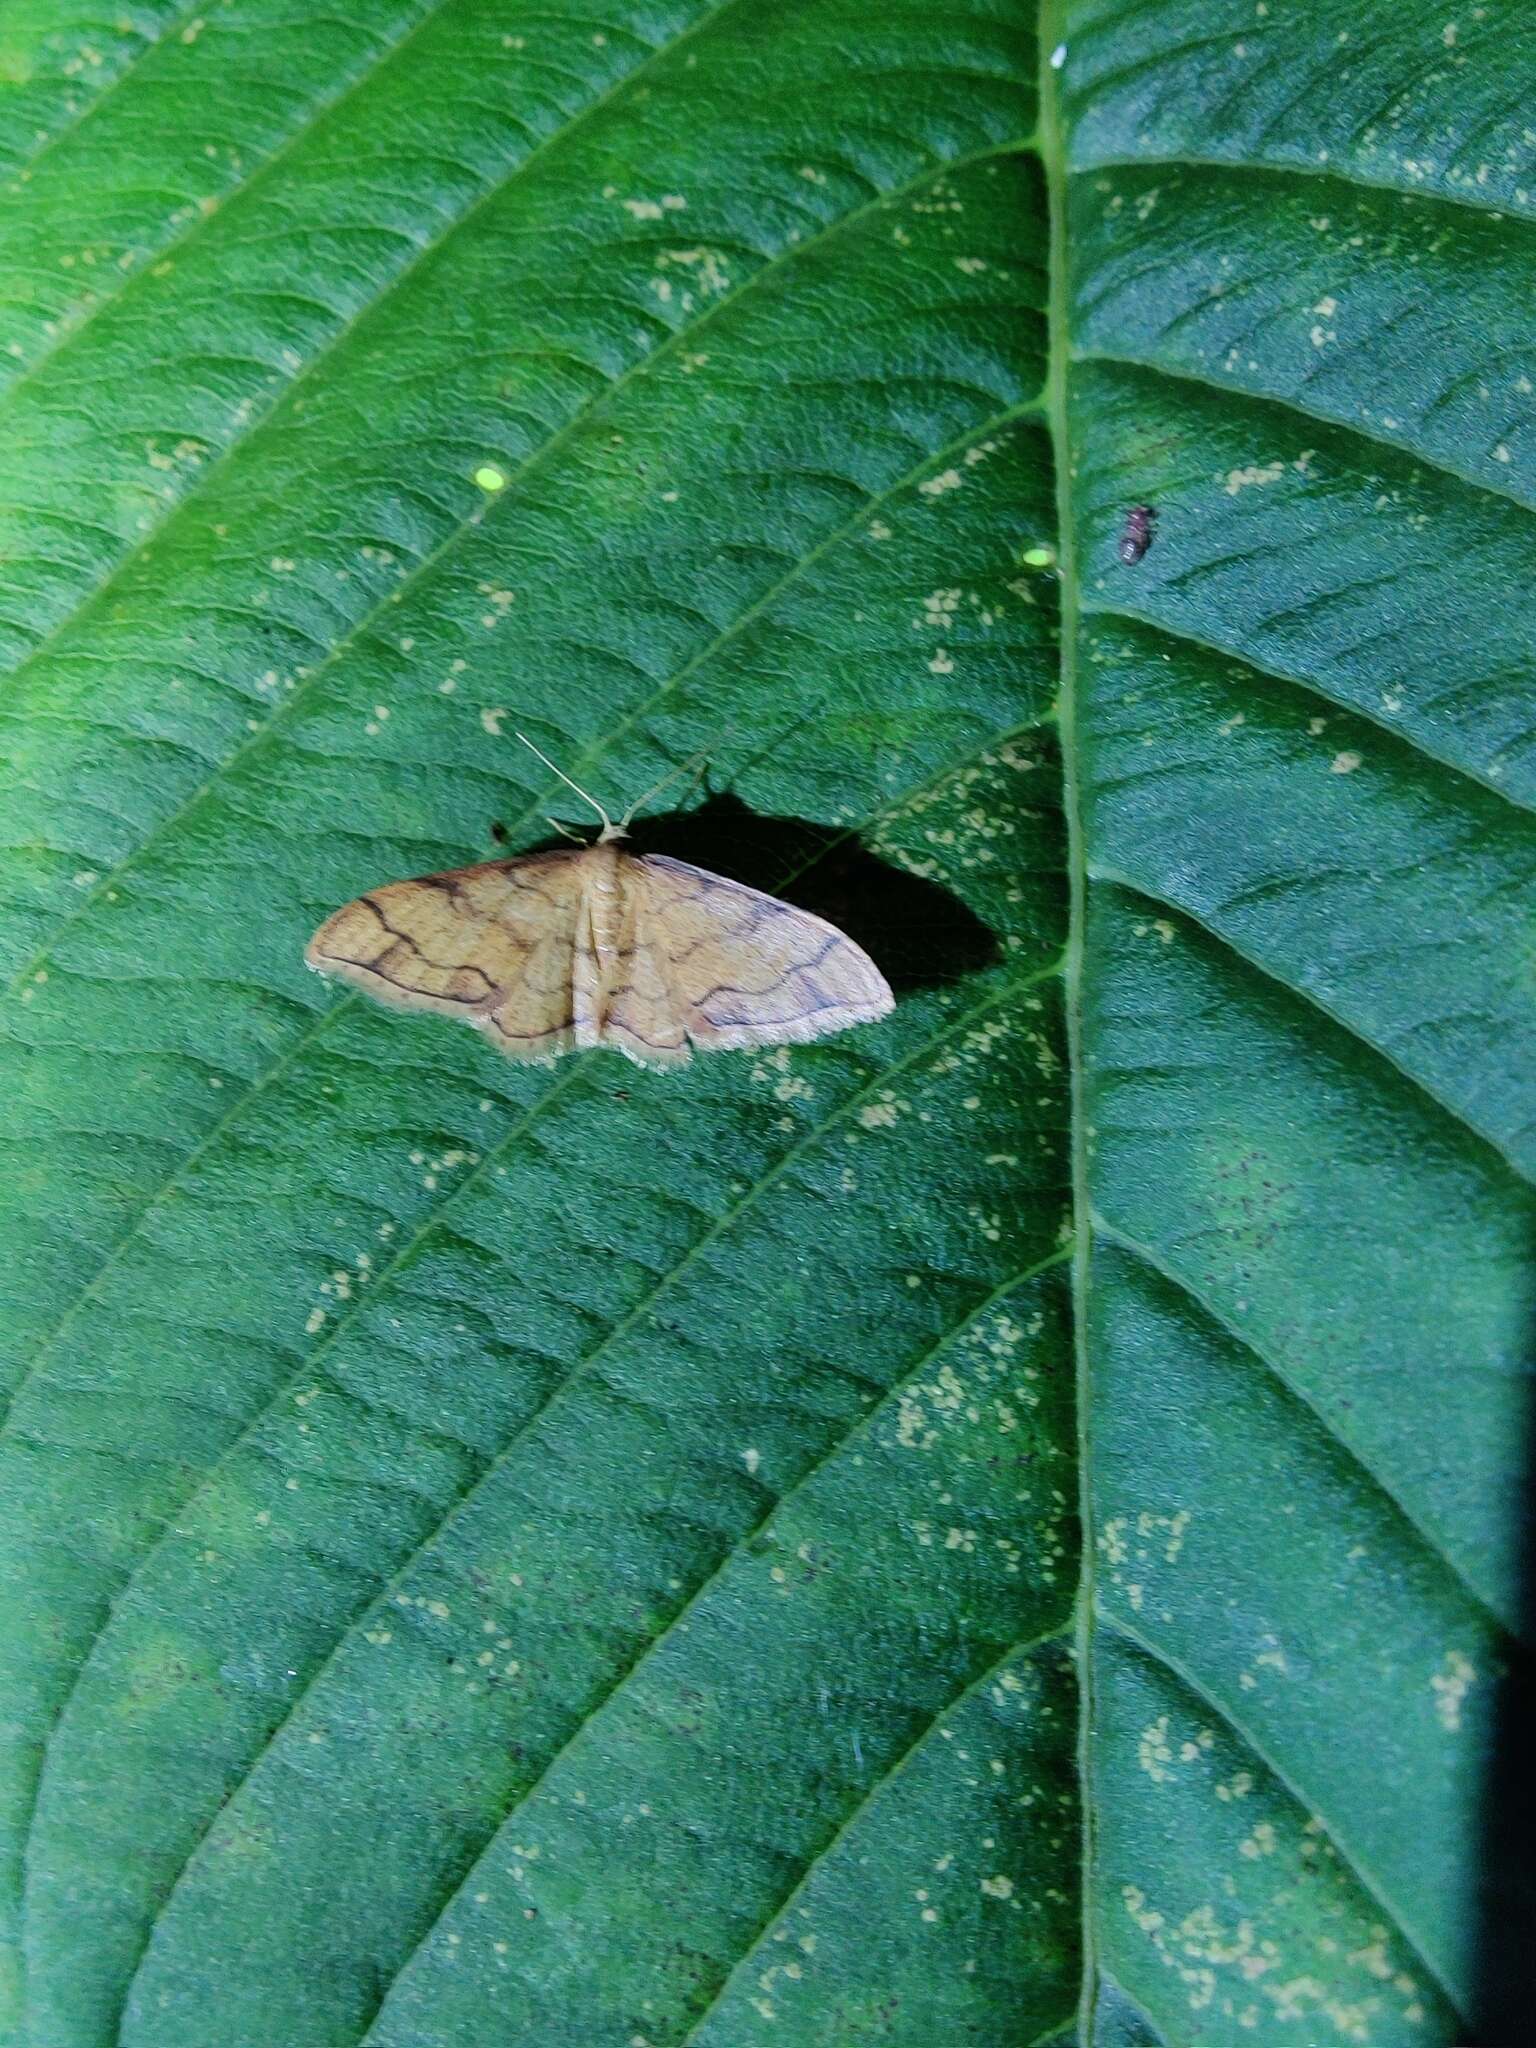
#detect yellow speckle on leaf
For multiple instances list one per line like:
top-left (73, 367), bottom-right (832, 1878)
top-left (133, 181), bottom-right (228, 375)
top-left (1431, 1649), bottom-right (1475, 1731)
top-left (1224, 461), bottom-right (1284, 494)
top-left (1138, 1715), bottom-right (1176, 1783)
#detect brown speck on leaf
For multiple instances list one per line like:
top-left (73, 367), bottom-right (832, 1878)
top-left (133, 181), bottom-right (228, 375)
top-left (1118, 505), bottom-right (1155, 564)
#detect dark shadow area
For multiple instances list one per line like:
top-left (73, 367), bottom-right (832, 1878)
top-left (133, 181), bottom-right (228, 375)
top-left (1472, 1329), bottom-right (1536, 2048)
top-left (504, 790), bottom-right (998, 993)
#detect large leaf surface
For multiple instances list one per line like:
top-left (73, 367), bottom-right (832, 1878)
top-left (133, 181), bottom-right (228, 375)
top-left (0, 3), bottom-right (1528, 2045)
top-left (1063, 4), bottom-right (1533, 2037)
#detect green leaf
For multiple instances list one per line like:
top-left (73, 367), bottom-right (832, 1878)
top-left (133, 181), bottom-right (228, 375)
top-left (0, 4), bottom-right (1526, 2046)
top-left (1060, 4), bottom-right (1532, 2038)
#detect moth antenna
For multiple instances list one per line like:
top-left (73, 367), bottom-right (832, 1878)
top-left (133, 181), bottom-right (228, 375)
top-left (515, 732), bottom-right (616, 838)
top-left (713, 706), bottom-right (821, 790)
top-left (619, 745), bottom-right (716, 830)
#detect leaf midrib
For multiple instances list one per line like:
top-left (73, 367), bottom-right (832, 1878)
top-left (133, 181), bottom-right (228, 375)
top-left (1039, 12), bottom-right (1098, 2043)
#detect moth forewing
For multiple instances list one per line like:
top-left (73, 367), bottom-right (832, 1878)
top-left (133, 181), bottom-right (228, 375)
top-left (306, 837), bottom-right (893, 1070)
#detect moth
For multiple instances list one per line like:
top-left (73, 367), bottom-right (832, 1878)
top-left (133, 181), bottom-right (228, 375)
top-left (1118, 504), bottom-right (1156, 564)
top-left (305, 740), bottom-right (894, 1070)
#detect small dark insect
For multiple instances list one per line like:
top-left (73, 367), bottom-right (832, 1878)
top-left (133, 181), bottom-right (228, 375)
top-left (489, 820), bottom-right (509, 845)
top-left (1118, 504), bottom-right (1156, 565)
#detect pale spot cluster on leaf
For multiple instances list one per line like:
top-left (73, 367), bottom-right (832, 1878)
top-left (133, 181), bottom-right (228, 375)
top-left (1429, 1648), bottom-right (1475, 1731)
top-left (856, 1092), bottom-right (908, 1130)
top-left (651, 243), bottom-right (729, 309)
top-left (893, 1302), bottom-right (1047, 1469)
top-left (1223, 460), bottom-right (1285, 494)
top-left (1137, 1713), bottom-right (1178, 1784)
top-left (405, 1143), bottom-right (479, 1192)
top-left (609, 190), bottom-right (687, 221)
top-left (1237, 1632), bottom-right (1291, 1692)
top-left (1121, 1863), bottom-right (1425, 2038)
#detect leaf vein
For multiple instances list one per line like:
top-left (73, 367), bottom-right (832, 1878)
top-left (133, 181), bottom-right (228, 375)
top-left (483, 389), bottom-right (1047, 843)
top-left (0, 0), bottom-right (215, 187)
top-left (1093, 1218), bottom-right (1512, 1636)
top-left (0, 690), bottom-right (1050, 1493)
top-left (665, 1631), bottom-right (1075, 2048)
top-left (1079, 601), bottom-right (1536, 821)
top-left (1078, 344), bottom-right (1536, 520)
top-left (1070, 146), bottom-right (1536, 229)
top-left (0, 997), bottom-right (335, 1430)
top-left (1094, 872), bottom-right (1533, 1183)
top-left (0, 0), bottom-right (467, 428)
